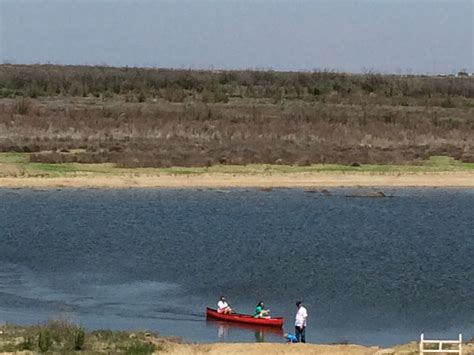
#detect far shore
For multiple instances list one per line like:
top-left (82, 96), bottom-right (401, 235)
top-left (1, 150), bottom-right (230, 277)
top-left (1, 171), bottom-right (474, 189)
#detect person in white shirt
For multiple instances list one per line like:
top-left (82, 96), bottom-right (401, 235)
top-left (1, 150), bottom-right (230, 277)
top-left (217, 296), bottom-right (233, 314)
top-left (294, 301), bottom-right (308, 343)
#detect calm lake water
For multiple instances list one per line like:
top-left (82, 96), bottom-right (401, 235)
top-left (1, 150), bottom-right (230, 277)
top-left (0, 188), bottom-right (473, 346)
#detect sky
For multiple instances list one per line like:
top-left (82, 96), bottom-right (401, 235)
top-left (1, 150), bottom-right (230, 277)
top-left (0, 0), bottom-right (472, 74)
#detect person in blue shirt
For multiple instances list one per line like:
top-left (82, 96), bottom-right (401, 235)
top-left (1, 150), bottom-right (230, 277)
top-left (284, 333), bottom-right (298, 343)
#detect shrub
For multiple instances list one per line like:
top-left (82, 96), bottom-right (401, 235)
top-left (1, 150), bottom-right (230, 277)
top-left (441, 96), bottom-right (456, 108)
top-left (16, 98), bottom-right (33, 115)
top-left (38, 329), bottom-right (52, 352)
top-left (40, 318), bottom-right (87, 351)
top-left (125, 341), bottom-right (156, 355)
top-left (0, 88), bottom-right (16, 98)
top-left (137, 91), bottom-right (147, 103)
top-left (0, 344), bottom-right (18, 352)
top-left (19, 336), bottom-right (34, 351)
top-left (159, 86), bottom-right (186, 102)
top-left (73, 327), bottom-right (85, 350)
top-left (18, 336), bottom-right (34, 351)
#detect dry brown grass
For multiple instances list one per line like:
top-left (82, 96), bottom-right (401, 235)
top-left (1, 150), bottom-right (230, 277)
top-left (0, 64), bottom-right (473, 167)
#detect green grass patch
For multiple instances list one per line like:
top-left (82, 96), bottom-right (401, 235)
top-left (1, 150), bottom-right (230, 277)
top-left (27, 162), bottom-right (79, 175)
top-left (0, 152), bottom-right (30, 164)
top-left (123, 341), bottom-right (157, 355)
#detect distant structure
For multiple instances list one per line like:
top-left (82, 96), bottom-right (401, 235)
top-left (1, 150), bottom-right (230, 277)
top-left (456, 69), bottom-right (471, 77)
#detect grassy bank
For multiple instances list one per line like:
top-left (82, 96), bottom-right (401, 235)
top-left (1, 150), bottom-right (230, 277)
top-left (1, 153), bottom-right (473, 179)
top-left (0, 321), bottom-right (170, 354)
top-left (1, 153), bottom-right (474, 189)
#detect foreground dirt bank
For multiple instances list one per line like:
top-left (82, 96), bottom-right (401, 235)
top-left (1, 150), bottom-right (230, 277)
top-left (165, 343), bottom-right (384, 355)
top-left (0, 171), bottom-right (474, 189)
top-left (162, 341), bottom-right (474, 355)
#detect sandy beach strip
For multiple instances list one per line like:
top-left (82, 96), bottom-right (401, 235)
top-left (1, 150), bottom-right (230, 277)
top-left (157, 341), bottom-right (474, 355)
top-left (165, 343), bottom-right (382, 355)
top-left (0, 171), bottom-right (473, 189)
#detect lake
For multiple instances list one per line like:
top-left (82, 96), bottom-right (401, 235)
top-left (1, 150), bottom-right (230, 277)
top-left (0, 188), bottom-right (473, 346)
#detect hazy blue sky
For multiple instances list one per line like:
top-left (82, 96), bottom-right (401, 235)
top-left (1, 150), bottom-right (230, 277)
top-left (0, 0), bottom-right (472, 73)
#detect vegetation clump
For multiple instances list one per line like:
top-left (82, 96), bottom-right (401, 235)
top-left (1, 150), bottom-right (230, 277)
top-left (0, 320), bottom-right (167, 353)
top-left (1, 64), bottom-right (473, 100)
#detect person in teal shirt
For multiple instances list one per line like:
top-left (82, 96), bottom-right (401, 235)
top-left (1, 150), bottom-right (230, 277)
top-left (254, 301), bottom-right (270, 318)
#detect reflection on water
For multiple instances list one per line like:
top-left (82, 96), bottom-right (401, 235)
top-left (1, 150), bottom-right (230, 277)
top-left (217, 323), bottom-right (228, 340)
top-left (254, 330), bottom-right (265, 343)
top-left (207, 319), bottom-right (284, 343)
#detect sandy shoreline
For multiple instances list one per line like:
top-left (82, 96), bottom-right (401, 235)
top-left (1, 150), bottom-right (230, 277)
top-left (164, 342), bottom-right (399, 355)
top-left (0, 171), bottom-right (473, 189)
top-left (148, 341), bottom-right (474, 355)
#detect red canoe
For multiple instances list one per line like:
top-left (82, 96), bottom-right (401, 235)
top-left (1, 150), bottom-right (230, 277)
top-left (206, 308), bottom-right (284, 327)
